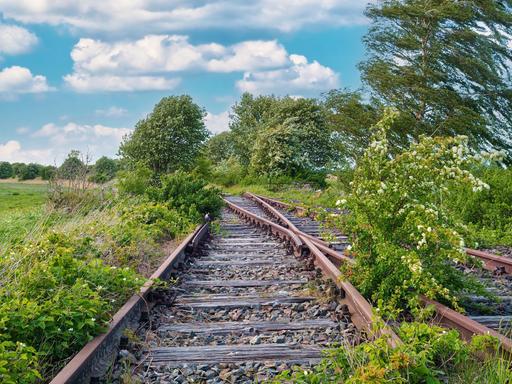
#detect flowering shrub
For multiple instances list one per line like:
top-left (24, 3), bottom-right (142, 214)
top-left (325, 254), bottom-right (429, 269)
top-left (335, 109), bottom-right (501, 315)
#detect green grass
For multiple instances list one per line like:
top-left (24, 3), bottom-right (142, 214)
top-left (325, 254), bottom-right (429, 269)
top-left (0, 182), bottom-right (48, 212)
top-left (0, 182), bottom-right (49, 249)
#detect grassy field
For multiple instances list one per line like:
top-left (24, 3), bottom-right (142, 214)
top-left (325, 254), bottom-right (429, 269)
top-left (0, 182), bottom-right (49, 249)
top-left (0, 181), bottom-right (48, 212)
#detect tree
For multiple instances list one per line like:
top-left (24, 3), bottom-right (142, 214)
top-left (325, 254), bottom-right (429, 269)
top-left (59, 151), bottom-right (86, 180)
top-left (360, 0), bottom-right (512, 160)
top-left (119, 95), bottom-right (209, 174)
top-left (250, 116), bottom-right (332, 178)
top-left (92, 156), bottom-right (118, 183)
top-left (19, 163), bottom-right (40, 180)
top-left (229, 93), bottom-right (277, 166)
top-left (205, 132), bottom-right (235, 165)
top-left (0, 162), bottom-right (13, 179)
top-left (41, 166), bottom-right (57, 181)
top-left (323, 89), bottom-right (383, 165)
top-left (11, 163), bottom-right (26, 178)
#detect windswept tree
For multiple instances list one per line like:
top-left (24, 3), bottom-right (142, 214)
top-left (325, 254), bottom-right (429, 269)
top-left (120, 95), bottom-right (209, 174)
top-left (323, 89), bottom-right (383, 165)
top-left (360, 0), bottom-right (512, 160)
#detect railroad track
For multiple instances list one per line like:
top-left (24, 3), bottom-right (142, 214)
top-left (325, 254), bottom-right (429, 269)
top-left (51, 193), bottom-right (511, 383)
top-left (250, 193), bottom-right (512, 346)
top-left (52, 197), bottom-right (382, 383)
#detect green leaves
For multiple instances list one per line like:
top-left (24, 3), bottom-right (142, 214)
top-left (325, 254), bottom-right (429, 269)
top-left (120, 95), bottom-right (208, 174)
top-left (337, 110), bottom-right (497, 314)
top-left (361, 0), bottom-right (512, 162)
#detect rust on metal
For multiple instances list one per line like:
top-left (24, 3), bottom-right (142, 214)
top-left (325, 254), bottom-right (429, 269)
top-left (421, 296), bottom-right (512, 353)
top-left (50, 224), bottom-right (209, 384)
top-left (465, 248), bottom-right (512, 274)
top-left (223, 197), bottom-right (304, 256)
top-left (253, 193), bottom-right (512, 353)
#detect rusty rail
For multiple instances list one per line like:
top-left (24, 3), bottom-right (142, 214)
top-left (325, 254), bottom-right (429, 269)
top-left (235, 193), bottom-right (400, 347)
top-left (50, 224), bottom-right (210, 384)
top-left (223, 198), bottom-right (304, 256)
top-left (251, 193), bottom-right (512, 354)
top-left (256, 194), bottom-right (512, 275)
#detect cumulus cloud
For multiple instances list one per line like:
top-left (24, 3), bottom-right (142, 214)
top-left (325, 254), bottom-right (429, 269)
top-left (236, 54), bottom-right (339, 95)
top-left (0, 66), bottom-right (53, 97)
top-left (64, 35), bottom-right (338, 94)
top-left (0, 140), bottom-right (52, 164)
top-left (64, 73), bottom-right (180, 92)
top-left (205, 111), bottom-right (230, 134)
top-left (0, 122), bottom-right (133, 164)
top-left (0, 1), bottom-right (371, 34)
top-left (0, 24), bottom-right (38, 55)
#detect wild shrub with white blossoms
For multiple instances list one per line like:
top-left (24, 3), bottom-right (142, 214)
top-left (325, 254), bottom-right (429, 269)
top-left (336, 109), bottom-right (502, 317)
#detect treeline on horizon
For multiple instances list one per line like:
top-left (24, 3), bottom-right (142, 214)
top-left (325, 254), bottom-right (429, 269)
top-left (0, 152), bottom-right (118, 184)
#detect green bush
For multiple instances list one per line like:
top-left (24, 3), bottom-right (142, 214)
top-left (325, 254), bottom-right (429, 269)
top-left (449, 166), bottom-right (512, 247)
top-left (0, 341), bottom-right (40, 384)
top-left (335, 110), bottom-right (498, 315)
top-left (117, 164), bottom-right (154, 196)
top-left (150, 171), bottom-right (223, 221)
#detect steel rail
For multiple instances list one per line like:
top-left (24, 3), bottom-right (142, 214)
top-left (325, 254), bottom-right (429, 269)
top-left (50, 223), bottom-right (210, 384)
top-left (223, 198), bottom-right (304, 256)
top-left (250, 193), bottom-right (512, 353)
top-left (232, 193), bottom-right (400, 347)
top-left (256, 194), bottom-right (512, 275)
top-left (245, 193), bottom-right (350, 265)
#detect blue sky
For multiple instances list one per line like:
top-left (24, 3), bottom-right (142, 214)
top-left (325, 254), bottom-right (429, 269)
top-left (0, 1), bottom-right (370, 165)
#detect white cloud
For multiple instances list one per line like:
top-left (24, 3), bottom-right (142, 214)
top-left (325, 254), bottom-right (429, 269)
top-left (2, 122), bottom-right (133, 164)
top-left (0, 66), bottom-right (53, 97)
top-left (0, 140), bottom-right (52, 164)
top-left (0, 24), bottom-right (38, 55)
top-left (205, 111), bottom-right (229, 134)
top-left (64, 35), bottom-right (338, 94)
top-left (95, 106), bottom-right (128, 117)
top-left (0, 1), bottom-right (371, 34)
top-left (64, 73), bottom-right (180, 92)
top-left (237, 54), bottom-right (339, 95)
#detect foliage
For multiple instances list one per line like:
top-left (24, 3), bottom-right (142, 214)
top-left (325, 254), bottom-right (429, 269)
top-left (91, 156), bottom-right (118, 184)
top-left (119, 95), bottom-right (209, 174)
top-left (117, 164), bottom-right (154, 196)
top-left (335, 110), bottom-right (501, 315)
top-left (19, 164), bottom-right (40, 181)
top-left (205, 132), bottom-right (236, 165)
top-left (229, 93), bottom-right (277, 166)
top-left (228, 93), bottom-right (333, 175)
top-left (40, 165), bottom-right (57, 181)
top-left (150, 171), bottom-right (223, 221)
top-left (360, 0), bottom-right (512, 161)
top-left (59, 150), bottom-right (87, 180)
top-left (449, 166), bottom-right (512, 247)
top-left (273, 322), bottom-right (510, 384)
top-left (323, 89), bottom-right (382, 165)
top-left (251, 116), bottom-right (332, 179)
top-left (211, 157), bottom-right (246, 187)
top-left (0, 162), bottom-right (13, 179)
top-left (0, 341), bottom-right (40, 384)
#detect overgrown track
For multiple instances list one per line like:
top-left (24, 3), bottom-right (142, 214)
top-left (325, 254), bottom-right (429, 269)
top-left (105, 205), bottom-right (358, 383)
top-left (253, 193), bottom-right (512, 350)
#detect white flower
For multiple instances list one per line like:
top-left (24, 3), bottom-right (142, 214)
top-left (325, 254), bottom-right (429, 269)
top-left (346, 245), bottom-right (352, 251)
